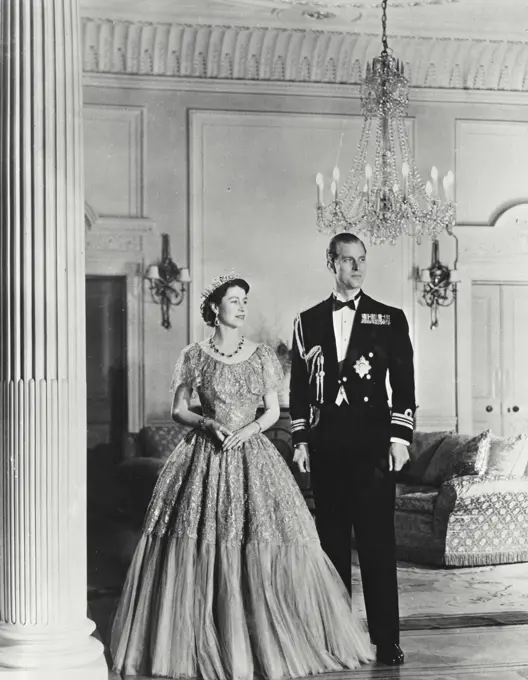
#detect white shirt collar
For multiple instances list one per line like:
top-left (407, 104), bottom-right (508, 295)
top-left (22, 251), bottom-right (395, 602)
top-left (332, 289), bottom-right (362, 304)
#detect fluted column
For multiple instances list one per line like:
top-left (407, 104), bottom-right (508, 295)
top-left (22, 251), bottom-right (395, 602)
top-left (0, 0), bottom-right (107, 677)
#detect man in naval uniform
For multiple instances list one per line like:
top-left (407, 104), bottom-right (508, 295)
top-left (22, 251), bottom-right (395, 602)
top-left (289, 231), bottom-right (415, 666)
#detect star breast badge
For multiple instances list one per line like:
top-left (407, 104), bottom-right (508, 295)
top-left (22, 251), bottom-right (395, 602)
top-left (354, 355), bottom-right (371, 379)
top-left (361, 313), bottom-right (391, 325)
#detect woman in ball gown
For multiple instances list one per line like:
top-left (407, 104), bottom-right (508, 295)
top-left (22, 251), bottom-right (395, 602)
top-left (110, 273), bottom-right (374, 679)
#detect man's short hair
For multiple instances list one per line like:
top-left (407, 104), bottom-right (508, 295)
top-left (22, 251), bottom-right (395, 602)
top-left (327, 232), bottom-right (367, 269)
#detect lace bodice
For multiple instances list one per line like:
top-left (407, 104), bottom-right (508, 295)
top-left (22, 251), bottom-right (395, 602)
top-left (170, 343), bottom-right (284, 431)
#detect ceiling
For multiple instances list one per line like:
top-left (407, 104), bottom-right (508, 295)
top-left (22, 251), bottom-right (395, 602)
top-left (81, 0), bottom-right (528, 43)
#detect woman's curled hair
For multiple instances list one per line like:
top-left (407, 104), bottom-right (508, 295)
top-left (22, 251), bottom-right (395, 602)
top-left (201, 278), bottom-right (250, 327)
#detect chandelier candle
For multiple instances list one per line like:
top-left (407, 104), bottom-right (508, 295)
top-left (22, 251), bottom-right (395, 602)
top-left (431, 166), bottom-right (439, 195)
top-left (316, 172), bottom-right (324, 204)
top-left (315, 0), bottom-right (456, 245)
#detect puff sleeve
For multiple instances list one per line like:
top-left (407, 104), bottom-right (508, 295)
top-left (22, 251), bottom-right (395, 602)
top-left (169, 345), bottom-right (198, 394)
top-left (257, 344), bottom-right (285, 395)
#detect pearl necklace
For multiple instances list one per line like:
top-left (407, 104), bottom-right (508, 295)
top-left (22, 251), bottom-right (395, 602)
top-left (209, 335), bottom-right (245, 358)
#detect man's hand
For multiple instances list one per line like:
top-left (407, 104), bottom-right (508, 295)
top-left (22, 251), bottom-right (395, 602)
top-left (293, 443), bottom-right (310, 473)
top-left (389, 442), bottom-right (410, 472)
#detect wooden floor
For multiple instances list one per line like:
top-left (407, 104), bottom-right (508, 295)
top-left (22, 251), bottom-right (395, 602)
top-left (108, 624), bottom-right (528, 679)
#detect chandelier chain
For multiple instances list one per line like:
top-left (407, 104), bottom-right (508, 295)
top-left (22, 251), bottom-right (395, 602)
top-left (381, 0), bottom-right (388, 56)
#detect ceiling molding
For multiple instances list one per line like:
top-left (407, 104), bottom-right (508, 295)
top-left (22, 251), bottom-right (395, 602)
top-left (83, 73), bottom-right (528, 108)
top-left (82, 18), bottom-right (528, 92)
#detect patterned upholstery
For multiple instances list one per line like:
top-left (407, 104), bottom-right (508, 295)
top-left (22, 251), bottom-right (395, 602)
top-left (439, 475), bottom-right (528, 566)
top-left (138, 423), bottom-right (191, 460)
top-left (394, 485), bottom-right (437, 514)
top-left (395, 431), bottom-right (528, 567)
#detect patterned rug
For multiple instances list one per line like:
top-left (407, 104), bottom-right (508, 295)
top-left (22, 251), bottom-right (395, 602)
top-left (351, 551), bottom-right (528, 629)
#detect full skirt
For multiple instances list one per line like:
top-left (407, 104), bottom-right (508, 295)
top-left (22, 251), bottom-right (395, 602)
top-left (110, 430), bottom-right (374, 679)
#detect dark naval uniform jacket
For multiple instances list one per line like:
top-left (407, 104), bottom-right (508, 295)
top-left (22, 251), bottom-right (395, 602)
top-left (289, 292), bottom-right (416, 459)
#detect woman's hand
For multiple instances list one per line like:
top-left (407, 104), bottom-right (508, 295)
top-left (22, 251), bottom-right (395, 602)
top-left (222, 423), bottom-right (260, 452)
top-left (202, 418), bottom-right (232, 444)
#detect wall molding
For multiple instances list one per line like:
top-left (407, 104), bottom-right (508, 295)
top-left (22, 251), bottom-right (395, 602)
top-left (84, 204), bottom-right (156, 234)
top-left (455, 119), bottom-right (528, 225)
top-left (84, 103), bottom-right (147, 217)
top-left (85, 207), bottom-right (155, 251)
top-left (82, 18), bottom-right (528, 92)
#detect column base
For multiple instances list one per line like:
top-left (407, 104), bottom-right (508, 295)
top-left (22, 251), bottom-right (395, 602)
top-left (0, 620), bottom-right (107, 678)
top-left (0, 658), bottom-right (107, 680)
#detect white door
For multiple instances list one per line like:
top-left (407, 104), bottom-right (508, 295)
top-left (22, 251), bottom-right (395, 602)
top-left (472, 283), bottom-right (528, 437)
top-left (472, 284), bottom-right (502, 434)
top-left (502, 285), bottom-right (528, 437)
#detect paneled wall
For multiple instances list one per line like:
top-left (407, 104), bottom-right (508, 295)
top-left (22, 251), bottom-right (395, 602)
top-left (82, 76), bottom-right (528, 431)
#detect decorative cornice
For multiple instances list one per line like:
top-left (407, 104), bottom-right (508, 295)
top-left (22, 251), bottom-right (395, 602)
top-left (82, 18), bottom-right (528, 91)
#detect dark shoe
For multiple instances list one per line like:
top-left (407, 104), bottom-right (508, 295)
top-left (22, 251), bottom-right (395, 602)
top-left (376, 643), bottom-right (405, 665)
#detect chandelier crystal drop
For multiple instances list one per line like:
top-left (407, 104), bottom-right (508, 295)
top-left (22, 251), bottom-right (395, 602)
top-left (315, 0), bottom-right (455, 245)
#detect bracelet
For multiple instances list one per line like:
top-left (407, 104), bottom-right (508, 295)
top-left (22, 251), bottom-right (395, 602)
top-left (198, 417), bottom-right (208, 431)
top-left (254, 421), bottom-right (262, 434)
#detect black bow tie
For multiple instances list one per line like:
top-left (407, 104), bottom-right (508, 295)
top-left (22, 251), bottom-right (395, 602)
top-left (332, 296), bottom-right (359, 312)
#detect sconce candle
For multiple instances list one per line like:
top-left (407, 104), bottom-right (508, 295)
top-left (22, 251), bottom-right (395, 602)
top-left (178, 268), bottom-right (192, 284)
top-left (449, 268), bottom-right (460, 283)
top-left (145, 264), bottom-right (160, 280)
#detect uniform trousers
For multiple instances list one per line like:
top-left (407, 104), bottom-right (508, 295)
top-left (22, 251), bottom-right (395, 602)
top-left (309, 403), bottom-right (400, 647)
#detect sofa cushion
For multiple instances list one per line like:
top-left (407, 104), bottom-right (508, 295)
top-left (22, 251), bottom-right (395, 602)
top-left (395, 485), bottom-right (438, 514)
top-left (487, 433), bottom-right (528, 478)
top-left (422, 430), bottom-right (491, 486)
top-left (139, 423), bottom-right (191, 461)
top-left (401, 431), bottom-right (452, 483)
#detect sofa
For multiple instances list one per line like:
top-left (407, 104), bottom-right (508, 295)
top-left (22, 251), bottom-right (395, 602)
top-left (394, 429), bottom-right (528, 566)
top-left (115, 423), bottom-right (528, 569)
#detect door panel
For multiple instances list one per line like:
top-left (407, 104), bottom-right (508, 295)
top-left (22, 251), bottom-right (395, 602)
top-left (502, 285), bottom-right (528, 438)
top-left (86, 276), bottom-right (128, 451)
top-left (472, 285), bottom-right (502, 435)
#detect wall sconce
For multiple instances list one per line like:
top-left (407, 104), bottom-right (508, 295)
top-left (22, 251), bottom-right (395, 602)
top-left (419, 228), bottom-right (460, 330)
top-left (145, 233), bottom-right (191, 330)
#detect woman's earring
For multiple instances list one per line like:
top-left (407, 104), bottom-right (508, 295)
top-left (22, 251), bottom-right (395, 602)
top-left (214, 313), bottom-right (220, 327)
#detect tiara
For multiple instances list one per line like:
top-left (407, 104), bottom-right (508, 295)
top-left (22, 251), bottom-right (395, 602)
top-left (200, 271), bottom-right (243, 314)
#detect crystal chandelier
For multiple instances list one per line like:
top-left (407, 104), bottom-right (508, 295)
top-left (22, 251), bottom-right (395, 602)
top-left (315, 0), bottom-right (455, 245)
